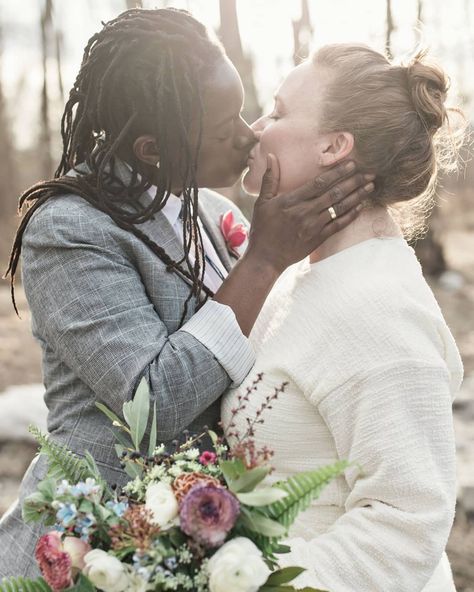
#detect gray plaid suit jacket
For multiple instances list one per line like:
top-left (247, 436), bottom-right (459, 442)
top-left (0, 162), bottom-right (253, 577)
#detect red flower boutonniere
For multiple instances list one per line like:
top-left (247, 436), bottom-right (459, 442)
top-left (219, 210), bottom-right (248, 258)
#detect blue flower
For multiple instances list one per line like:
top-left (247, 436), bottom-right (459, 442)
top-left (56, 480), bottom-right (71, 496)
top-left (56, 503), bottom-right (77, 527)
top-left (70, 478), bottom-right (100, 498)
top-left (74, 513), bottom-right (96, 539)
top-left (106, 500), bottom-right (129, 517)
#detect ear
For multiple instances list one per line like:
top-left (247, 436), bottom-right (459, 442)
top-left (317, 132), bottom-right (354, 167)
top-left (133, 135), bottom-right (160, 166)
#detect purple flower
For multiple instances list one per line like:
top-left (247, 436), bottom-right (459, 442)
top-left (179, 485), bottom-right (240, 548)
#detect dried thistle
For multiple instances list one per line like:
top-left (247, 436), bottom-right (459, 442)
top-left (109, 504), bottom-right (160, 551)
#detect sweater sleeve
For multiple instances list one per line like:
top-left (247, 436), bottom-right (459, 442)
top-left (279, 359), bottom-right (457, 592)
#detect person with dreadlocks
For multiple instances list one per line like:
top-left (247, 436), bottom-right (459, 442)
top-left (0, 8), bottom-right (373, 575)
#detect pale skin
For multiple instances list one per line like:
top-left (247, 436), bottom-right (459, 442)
top-left (245, 60), bottom-right (402, 266)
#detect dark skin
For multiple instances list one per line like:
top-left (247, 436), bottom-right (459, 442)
top-left (134, 57), bottom-right (375, 336)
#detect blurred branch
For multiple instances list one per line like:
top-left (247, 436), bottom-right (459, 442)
top-left (218, 0), bottom-right (261, 123)
top-left (386, 0), bottom-right (394, 59)
top-left (126, 0), bottom-right (143, 8)
top-left (292, 0), bottom-right (313, 66)
top-left (39, 0), bottom-right (53, 178)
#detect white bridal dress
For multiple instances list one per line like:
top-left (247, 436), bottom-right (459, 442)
top-left (221, 237), bottom-right (462, 592)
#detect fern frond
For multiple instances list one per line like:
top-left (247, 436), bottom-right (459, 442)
top-left (28, 426), bottom-right (111, 499)
top-left (0, 576), bottom-right (52, 592)
top-left (266, 461), bottom-right (349, 530)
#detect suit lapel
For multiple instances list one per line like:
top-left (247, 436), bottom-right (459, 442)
top-left (197, 200), bottom-right (234, 273)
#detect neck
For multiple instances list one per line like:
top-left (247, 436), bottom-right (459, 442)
top-left (309, 205), bottom-right (403, 264)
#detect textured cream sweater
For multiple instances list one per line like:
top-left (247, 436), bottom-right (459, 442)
top-left (221, 237), bottom-right (463, 592)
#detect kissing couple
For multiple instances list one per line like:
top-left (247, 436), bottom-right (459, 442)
top-left (1, 7), bottom-right (463, 591)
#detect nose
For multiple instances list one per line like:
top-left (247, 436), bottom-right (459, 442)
top-left (235, 118), bottom-right (259, 151)
top-left (250, 115), bottom-right (266, 133)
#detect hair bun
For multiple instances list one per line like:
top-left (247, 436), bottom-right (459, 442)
top-left (406, 50), bottom-right (449, 133)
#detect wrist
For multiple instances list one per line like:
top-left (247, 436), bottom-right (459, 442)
top-left (238, 247), bottom-right (282, 283)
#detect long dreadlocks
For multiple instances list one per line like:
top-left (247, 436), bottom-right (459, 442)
top-left (5, 8), bottom-right (226, 326)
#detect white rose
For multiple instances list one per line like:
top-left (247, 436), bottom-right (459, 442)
top-left (208, 537), bottom-right (271, 592)
top-left (145, 481), bottom-right (179, 529)
top-left (124, 568), bottom-right (148, 592)
top-left (83, 549), bottom-right (129, 592)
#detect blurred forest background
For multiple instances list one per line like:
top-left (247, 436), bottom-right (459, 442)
top-left (0, 0), bottom-right (473, 588)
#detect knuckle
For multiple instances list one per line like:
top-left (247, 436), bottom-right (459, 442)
top-left (329, 187), bottom-right (342, 203)
top-left (312, 177), bottom-right (326, 194)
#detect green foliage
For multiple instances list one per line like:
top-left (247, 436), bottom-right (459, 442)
top-left (228, 465), bottom-right (271, 493)
top-left (122, 377), bottom-right (150, 450)
top-left (265, 461), bottom-right (349, 529)
top-left (29, 426), bottom-right (103, 486)
top-left (0, 576), bottom-right (52, 592)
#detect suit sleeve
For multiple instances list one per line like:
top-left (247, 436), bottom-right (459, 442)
top-left (21, 203), bottom-right (255, 440)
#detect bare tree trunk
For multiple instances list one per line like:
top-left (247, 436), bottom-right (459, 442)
top-left (218, 0), bottom-right (261, 124)
top-left (55, 30), bottom-right (64, 103)
top-left (292, 0), bottom-right (313, 66)
top-left (411, 0), bottom-right (447, 277)
top-left (0, 20), bottom-right (18, 269)
top-left (126, 0), bottom-right (143, 9)
top-left (39, 0), bottom-right (53, 179)
top-left (386, 0), bottom-right (394, 59)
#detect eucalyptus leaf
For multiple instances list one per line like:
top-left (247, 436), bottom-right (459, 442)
top-left (95, 402), bottom-right (126, 430)
top-left (220, 458), bottom-right (246, 485)
top-left (68, 574), bottom-right (96, 592)
top-left (124, 460), bottom-right (143, 480)
top-left (36, 478), bottom-right (57, 501)
top-left (239, 508), bottom-right (287, 538)
top-left (237, 487), bottom-right (288, 507)
top-left (123, 377), bottom-right (150, 450)
top-left (148, 401), bottom-right (157, 457)
top-left (266, 567), bottom-right (306, 586)
top-left (109, 427), bottom-right (133, 449)
top-left (230, 465), bottom-right (271, 493)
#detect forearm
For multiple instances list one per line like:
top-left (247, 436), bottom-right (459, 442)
top-left (213, 250), bottom-right (280, 337)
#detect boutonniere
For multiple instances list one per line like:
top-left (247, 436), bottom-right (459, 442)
top-left (219, 210), bottom-right (248, 258)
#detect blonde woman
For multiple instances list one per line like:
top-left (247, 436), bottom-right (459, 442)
top-left (222, 45), bottom-right (463, 592)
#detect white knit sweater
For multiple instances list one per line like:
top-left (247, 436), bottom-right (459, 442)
top-left (221, 237), bottom-right (463, 592)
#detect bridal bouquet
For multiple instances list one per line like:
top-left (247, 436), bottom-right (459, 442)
top-left (0, 378), bottom-right (348, 592)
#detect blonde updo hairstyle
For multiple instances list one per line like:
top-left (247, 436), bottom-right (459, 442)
top-left (312, 44), bottom-right (464, 238)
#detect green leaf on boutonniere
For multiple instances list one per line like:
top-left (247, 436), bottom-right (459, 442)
top-left (237, 487), bottom-right (288, 507)
top-left (22, 492), bottom-right (48, 523)
top-left (122, 376), bottom-right (150, 450)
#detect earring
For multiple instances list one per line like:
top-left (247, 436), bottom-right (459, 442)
top-left (156, 160), bottom-right (160, 170)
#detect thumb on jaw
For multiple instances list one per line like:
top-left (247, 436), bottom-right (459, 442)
top-left (259, 153), bottom-right (280, 199)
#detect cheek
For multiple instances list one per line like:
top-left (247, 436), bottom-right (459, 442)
top-left (244, 124), bottom-right (320, 195)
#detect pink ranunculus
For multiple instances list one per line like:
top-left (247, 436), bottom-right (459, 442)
top-left (220, 211), bottom-right (248, 256)
top-left (179, 484), bottom-right (240, 548)
top-left (35, 531), bottom-right (73, 591)
top-left (62, 536), bottom-right (91, 572)
top-left (199, 451), bottom-right (217, 466)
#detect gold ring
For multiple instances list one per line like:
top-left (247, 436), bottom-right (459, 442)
top-left (328, 206), bottom-right (337, 220)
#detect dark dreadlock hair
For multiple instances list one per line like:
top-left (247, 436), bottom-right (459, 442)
top-left (5, 8), bottom-right (226, 326)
